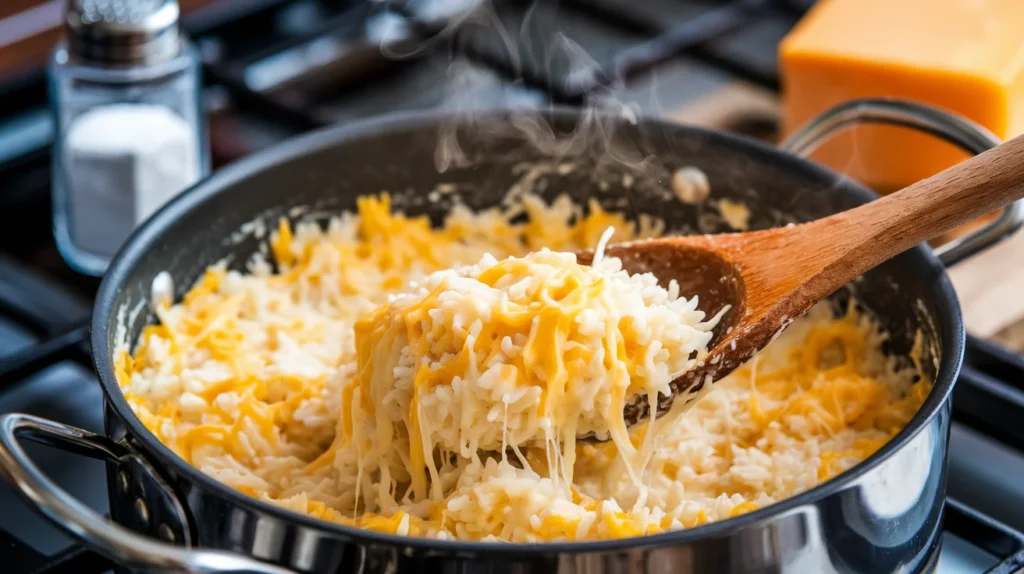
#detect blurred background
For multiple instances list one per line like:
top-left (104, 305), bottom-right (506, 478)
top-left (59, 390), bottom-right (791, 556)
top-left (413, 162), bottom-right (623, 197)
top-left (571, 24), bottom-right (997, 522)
top-left (1, 0), bottom-right (801, 294)
top-left (1, 1), bottom-right (1024, 573)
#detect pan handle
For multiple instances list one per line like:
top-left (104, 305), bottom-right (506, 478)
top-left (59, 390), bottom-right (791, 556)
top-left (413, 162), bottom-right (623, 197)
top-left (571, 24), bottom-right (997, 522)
top-left (0, 412), bottom-right (294, 574)
top-left (779, 98), bottom-right (1024, 267)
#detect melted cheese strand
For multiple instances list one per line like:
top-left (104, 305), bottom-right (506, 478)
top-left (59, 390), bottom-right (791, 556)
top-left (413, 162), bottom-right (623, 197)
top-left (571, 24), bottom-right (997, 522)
top-left (345, 242), bottom-right (718, 504)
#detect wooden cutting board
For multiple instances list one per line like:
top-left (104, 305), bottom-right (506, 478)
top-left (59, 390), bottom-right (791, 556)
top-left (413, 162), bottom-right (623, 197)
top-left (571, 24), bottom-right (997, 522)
top-left (948, 232), bottom-right (1024, 349)
top-left (669, 81), bottom-right (1024, 349)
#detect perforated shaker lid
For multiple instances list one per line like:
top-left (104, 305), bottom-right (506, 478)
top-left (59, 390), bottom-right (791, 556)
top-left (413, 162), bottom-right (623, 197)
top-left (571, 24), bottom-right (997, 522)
top-left (64, 0), bottom-right (181, 66)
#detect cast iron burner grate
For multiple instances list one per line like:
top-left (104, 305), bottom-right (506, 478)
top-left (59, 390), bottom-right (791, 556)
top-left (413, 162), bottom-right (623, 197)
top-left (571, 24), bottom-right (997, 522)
top-left (1, 1), bottom-right (1024, 572)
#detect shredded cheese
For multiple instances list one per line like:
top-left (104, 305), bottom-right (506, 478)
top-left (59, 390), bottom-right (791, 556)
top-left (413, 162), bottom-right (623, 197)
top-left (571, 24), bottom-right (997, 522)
top-left (118, 192), bottom-right (931, 542)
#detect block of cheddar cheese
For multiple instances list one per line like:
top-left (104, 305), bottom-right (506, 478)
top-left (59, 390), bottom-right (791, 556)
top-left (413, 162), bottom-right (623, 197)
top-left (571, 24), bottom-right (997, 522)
top-left (780, 0), bottom-right (1024, 193)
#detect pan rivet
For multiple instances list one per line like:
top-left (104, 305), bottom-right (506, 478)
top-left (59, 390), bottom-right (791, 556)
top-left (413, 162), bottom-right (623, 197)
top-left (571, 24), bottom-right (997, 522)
top-left (118, 471), bottom-right (130, 494)
top-left (157, 523), bottom-right (175, 542)
top-left (134, 498), bottom-right (150, 528)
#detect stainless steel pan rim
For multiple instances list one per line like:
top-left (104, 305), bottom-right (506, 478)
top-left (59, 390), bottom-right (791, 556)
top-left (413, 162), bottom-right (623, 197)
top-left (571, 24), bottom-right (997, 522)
top-left (0, 98), bottom-right (1009, 569)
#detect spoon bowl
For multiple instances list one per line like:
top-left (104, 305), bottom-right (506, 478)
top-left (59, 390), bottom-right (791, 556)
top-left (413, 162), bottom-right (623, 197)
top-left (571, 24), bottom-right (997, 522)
top-left (577, 238), bottom-right (745, 424)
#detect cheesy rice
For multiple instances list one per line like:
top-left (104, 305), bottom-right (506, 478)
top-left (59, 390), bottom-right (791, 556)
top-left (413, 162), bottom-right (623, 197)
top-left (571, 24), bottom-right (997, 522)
top-left (344, 236), bottom-right (725, 512)
top-left (117, 193), bottom-right (931, 542)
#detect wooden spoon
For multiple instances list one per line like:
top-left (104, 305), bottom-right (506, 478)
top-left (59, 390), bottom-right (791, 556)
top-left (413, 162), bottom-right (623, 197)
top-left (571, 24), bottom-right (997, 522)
top-left (579, 133), bottom-right (1024, 427)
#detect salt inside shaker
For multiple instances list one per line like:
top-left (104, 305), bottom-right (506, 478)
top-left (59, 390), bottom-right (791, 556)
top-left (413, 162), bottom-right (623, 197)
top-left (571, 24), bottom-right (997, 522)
top-left (49, 0), bottom-right (208, 276)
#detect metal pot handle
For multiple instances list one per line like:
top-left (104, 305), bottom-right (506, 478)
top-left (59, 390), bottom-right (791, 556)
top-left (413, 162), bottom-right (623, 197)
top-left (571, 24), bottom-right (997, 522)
top-left (779, 98), bottom-right (1024, 267)
top-left (0, 412), bottom-right (294, 574)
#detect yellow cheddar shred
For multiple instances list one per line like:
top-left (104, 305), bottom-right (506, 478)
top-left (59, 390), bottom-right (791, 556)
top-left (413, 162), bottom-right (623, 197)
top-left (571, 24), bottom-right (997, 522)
top-left (119, 192), bottom-right (931, 543)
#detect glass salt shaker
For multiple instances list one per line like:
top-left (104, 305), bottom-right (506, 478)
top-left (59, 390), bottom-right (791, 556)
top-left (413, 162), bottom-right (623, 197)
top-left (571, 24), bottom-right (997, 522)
top-left (49, 0), bottom-right (208, 276)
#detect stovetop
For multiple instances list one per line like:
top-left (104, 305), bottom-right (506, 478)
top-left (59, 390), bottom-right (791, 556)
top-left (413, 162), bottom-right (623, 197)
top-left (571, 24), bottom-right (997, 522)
top-left (1, 1), bottom-right (1024, 573)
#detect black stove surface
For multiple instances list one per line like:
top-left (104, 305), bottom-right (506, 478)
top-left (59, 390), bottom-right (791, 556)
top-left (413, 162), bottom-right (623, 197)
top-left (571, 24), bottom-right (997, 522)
top-left (1, 1), bottom-right (1024, 573)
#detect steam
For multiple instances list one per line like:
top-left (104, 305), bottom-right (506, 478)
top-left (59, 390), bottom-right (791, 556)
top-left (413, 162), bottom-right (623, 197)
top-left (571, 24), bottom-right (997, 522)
top-left (434, 20), bottom-right (653, 171)
top-left (373, 0), bottom-right (519, 67)
top-left (368, 1), bottom-right (678, 182)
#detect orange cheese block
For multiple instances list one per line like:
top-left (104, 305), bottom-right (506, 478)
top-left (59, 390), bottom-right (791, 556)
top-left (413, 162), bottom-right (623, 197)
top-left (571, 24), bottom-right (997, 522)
top-left (780, 0), bottom-right (1024, 193)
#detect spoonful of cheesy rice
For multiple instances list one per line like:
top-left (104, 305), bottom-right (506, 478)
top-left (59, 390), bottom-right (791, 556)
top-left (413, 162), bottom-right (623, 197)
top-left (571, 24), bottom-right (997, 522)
top-left (340, 229), bottom-right (723, 504)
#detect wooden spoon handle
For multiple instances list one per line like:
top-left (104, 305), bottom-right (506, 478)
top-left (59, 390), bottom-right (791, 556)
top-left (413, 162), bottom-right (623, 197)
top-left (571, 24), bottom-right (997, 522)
top-left (812, 132), bottom-right (1024, 282)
